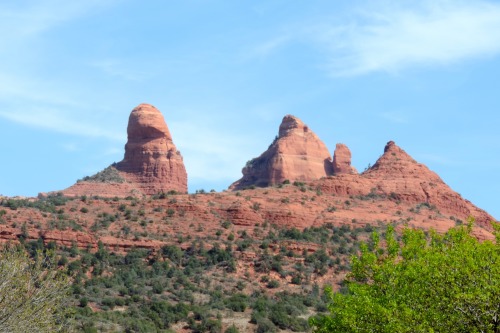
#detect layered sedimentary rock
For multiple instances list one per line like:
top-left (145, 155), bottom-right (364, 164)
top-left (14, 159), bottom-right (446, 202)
top-left (61, 104), bottom-right (187, 197)
top-left (363, 141), bottom-right (491, 225)
top-left (7, 129), bottom-right (496, 254)
top-left (229, 114), bottom-right (493, 227)
top-left (316, 141), bottom-right (493, 227)
top-left (115, 104), bottom-right (187, 194)
top-left (332, 143), bottom-right (357, 175)
top-left (230, 115), bottom-right (333, 190)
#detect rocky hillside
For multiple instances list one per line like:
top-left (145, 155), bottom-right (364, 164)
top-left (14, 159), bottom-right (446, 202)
top-left (6, 105), bottom-right (495, 251)
top-left (229, 115), bottom-right (493, 229)
top-left (1, 104), bottom-right (497, 332)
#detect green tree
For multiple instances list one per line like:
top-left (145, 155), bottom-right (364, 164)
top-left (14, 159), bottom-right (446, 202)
top-left (310, 219), bottom-right (500, 333)
top-left (0, 246), bottom-right (73, 332)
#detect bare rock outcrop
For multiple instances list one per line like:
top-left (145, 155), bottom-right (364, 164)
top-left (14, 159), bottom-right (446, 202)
top-left (332, 143), bottom-right (357, 175)
top-left (115, 104), bottom-right (187, 195)
top-left (316, 141), bottom-right (494, 227)
top-left (363, 141), bottom-right (492, 226)
top-left (230, 115), bottom-right (333, 190)
top-left (61, 104), bottom-right (187, 197)
top-left (2, 138), bottom-right (495, 254)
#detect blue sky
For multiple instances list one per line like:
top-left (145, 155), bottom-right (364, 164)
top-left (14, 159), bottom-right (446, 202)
top-left (0, 0), bottom-right (499, 219)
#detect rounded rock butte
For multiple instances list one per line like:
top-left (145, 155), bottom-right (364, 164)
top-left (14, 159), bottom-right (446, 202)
top-left (230, 115), bottom-right (334, 190)
top-left (115, 103), bottom-right (188, 195)
top-left (59, 103), bottom-right (188, 197)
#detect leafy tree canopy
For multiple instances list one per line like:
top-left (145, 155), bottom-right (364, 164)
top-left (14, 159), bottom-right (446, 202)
top-left (310, 219), bottom-right (500, 333)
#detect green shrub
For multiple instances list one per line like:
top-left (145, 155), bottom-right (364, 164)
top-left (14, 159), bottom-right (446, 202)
top-left (225, 324), bottom-right (240, 333)
top-left (266, 280), bottom-right (280, 289)
top-left (256, 317), bottom-right (277, 333)
top-left (225, 294), bottom-right (248, 312)
top-left (78, 166), bottom-right (125, 183)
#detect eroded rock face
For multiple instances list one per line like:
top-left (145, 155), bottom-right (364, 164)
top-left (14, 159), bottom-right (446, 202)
top-left (361, 141), bottom-right (492, 225)
top-left (363, 141), bottom-right (431, 179)
top-left (9, 138), bottom-right (496, 256)
top-left (333, 143), bottom-right (357, 175)
top-left (115, 104), bottom-right (187, 195)
top-left (230, 115), bottom-right (333, 190)
top-left (315, 141), bottom-right (493, 228)
top-left (61, 104), bottom-right (187, 197)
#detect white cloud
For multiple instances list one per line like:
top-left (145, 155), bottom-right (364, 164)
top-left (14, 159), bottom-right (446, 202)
top-left (247, 35), bottom-right (293, 59)
top-left (171, 120), bottom-right (260, 184)
top-left (89, 59), bottom-right (154, 82)
top-left (0, 1), bottom-right (124, 141)
top-left (314, 0), bottom-right (500, 76)
top-left (0, 73), bottom-right (81, 108)
top-left (0, 108), bottom-right (124, 141)
top-left (0, 72), bottom-right (126, 142)
top-left (0, 0), bottom-right (116, 43)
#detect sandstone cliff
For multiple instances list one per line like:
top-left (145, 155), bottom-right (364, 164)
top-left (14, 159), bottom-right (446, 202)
top-left (115, 103), bottom-right (187, 194)
top-left (60, 104), bottom-right (187, 197)
top-left (229, 115), bottom-right (494, 229)
top-left (49, 110), bottom-right (495, 241)
top-left (230, 115), bottom-right (333, 190)
top-left (315, 141), bottom-right (493, 228)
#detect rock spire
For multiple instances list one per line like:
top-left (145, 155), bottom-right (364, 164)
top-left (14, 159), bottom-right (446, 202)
top-left (115, 103), bottom-right (187, 194)
top-left (61, 104), bottom-right (187, 197)
top-left (332, 143), bottom-right (357, 175)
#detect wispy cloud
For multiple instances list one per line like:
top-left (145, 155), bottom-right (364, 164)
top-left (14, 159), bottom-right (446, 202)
top-left (89, 59), bottom-right (155, 82)
top-left (0, 73), bottom-right (81, 107)
top-left (0, 1), bottom-right (124, 142)
top-left (0, 0), bottom-right (115, 43)
top-left (313, 0), bottom-right (500, 76)
top-left (171, 118), bottom-right (268, 185)
top-left (247, 35), bottom-right (293, 59)
top-left (0, 72), bottom-right (126, 142)
top-left (0, 108), bottom-right (123, 141)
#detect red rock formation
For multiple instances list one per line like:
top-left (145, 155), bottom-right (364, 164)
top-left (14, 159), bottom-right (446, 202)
top-left (116, 104), bottom-right (187, 195)
top-left (1, 139), bottom-right (495, 254)
top-left (316, 141), bottom-right (494, 227)
top-left (25, 114), bottom-right (494, 254)
top-left (60, 104), bottom-right (187, 197)
top-left (228, 121), bottom-right (492, 227)
top-left (230, 115), bottom-right (333, 190)
top-left (332, 143), bottom-right (357, 175)
top-left (363, 141), bottom-right (492, 226)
